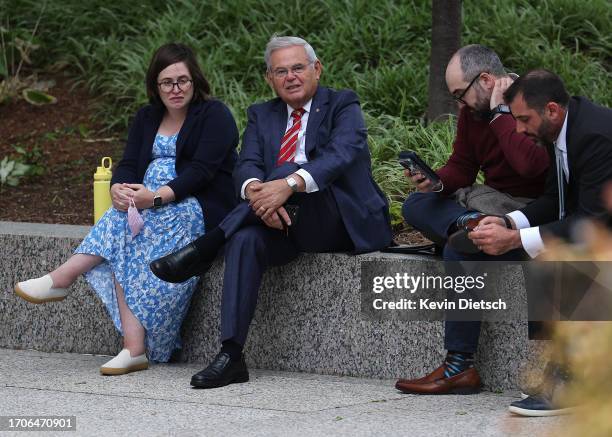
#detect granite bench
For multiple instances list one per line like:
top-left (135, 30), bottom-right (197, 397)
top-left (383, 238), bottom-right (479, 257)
top-left (0, 221), bottom-right (545, 390)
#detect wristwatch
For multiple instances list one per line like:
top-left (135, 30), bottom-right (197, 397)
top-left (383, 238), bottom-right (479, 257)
top-left (491, 104), bottom-right (511, 115)
top-left (285, 176), bottom-right (299, 193)
top-left (153, 193), bottom-right (163, 208)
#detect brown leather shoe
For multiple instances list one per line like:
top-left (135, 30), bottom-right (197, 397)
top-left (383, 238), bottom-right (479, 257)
top-left (396, 367), bottom-right (481, 395)
top-left (395, 364), bottom-right (445, 388)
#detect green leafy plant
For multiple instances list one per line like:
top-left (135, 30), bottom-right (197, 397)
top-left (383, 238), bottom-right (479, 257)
top-left (0, 2), bottom-right (55, 105)
top-left (368, 115), bottom-right (457, 226)
top-left (78, 123), bottom-right (91, 138)
top-left (0, 156), bottom-right (31, 187)
top-left (12, 144), bottom-right (45, 176)
top-left (22, 87), bottom-right (56, 105)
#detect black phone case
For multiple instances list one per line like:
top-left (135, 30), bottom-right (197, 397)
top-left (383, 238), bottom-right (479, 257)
top-left (398, 150), bottom-right (442, 189)
top-left (284, 204), bottom-right (299, 224)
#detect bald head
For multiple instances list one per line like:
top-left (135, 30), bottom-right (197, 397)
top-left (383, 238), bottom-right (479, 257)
top-left (446, 45), bottom-right (506, 90)
top-left (445, 54), bottom-right (464, 97)
top-left (445, 45), bottom-right (508, 115)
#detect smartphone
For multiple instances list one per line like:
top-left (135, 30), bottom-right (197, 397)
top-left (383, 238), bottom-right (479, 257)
top-left (277, 204), bottom-right (300, 235)
top-left (399, 150), bottom-right (443, 192)
top-left (284, 204), bottom-right (299, 224)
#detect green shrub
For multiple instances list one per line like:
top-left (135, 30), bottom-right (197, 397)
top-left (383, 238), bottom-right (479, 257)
top-left (3, 0), bottom-right (610, 225)
top-left (368, 114), bottom-right (456, 226)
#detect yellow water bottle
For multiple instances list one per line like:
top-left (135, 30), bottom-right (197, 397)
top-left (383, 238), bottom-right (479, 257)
top-left (93, 157), bottom-right (113, 223)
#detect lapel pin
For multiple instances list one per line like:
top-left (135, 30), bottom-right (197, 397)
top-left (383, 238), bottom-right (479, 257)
top-left (316, 108), bottom-right (320, 112)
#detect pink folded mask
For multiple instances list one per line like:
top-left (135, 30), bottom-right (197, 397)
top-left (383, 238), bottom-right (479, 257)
top-left (127, 198), bottom-right (144, 238)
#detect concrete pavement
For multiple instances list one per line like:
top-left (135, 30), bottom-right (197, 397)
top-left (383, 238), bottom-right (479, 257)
top-left (0, 348), bottom-right (565, 437)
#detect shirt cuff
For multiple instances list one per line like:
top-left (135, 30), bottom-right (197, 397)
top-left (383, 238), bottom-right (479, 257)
top-left (296, 169), bottom-right (319, 193)
top-left (520, 226), bottom-right (546, 259)
top-left (241, 178), bottom-right (261, 200)
top-left (507, 211), bottom-right (531, 230)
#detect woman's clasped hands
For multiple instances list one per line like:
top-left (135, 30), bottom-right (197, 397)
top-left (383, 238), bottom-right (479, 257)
top-left (110, 183), bottom-right (156, 211)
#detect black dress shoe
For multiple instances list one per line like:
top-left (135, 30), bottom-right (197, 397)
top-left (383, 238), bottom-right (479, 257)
top-left (191, 352), bottom-right (249, 389)
top-left (150, 242), bottom-right (211, 283)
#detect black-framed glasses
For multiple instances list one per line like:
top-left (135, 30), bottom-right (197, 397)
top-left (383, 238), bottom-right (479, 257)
top-left (270, 62), bottom-right (314, 79)
top-left (452, 73), bottom-right (482, 105)
top-left (158, 78), bottom-right (193, 93)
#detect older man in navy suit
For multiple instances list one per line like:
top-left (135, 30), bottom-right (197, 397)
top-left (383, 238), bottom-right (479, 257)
top-left (151, 35), bottom-right (392, 388)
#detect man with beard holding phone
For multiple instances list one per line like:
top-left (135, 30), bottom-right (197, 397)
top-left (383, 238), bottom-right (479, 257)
top-left (402, 45), bottom-right (550, 253)
top-left (397, 45), bottom-right (549, 396)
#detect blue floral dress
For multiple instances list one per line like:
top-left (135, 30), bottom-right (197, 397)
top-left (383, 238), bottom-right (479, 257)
top-left (76, 133), bottom-right (205, 362)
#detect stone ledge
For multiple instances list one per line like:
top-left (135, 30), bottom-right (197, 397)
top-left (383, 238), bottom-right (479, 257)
top-left (0, 221), bottom-right (91, 238)
top-left (0, 221), bottom-right (544, 390)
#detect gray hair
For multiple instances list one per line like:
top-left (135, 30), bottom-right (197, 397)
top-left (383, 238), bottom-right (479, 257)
top-left (264, 35), bottom-right (318, 70)
top-left (455, 44), bottom-right (506, 81)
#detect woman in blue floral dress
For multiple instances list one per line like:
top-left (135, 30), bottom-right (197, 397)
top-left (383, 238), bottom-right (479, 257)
top-left (15, 43), bottom-right (238, 374)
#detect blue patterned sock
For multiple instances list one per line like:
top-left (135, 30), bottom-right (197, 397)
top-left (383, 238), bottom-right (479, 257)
top-left (444, 351), bottom-right (474, 378)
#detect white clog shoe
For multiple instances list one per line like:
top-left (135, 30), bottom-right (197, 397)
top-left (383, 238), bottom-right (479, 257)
top-left (15, 275), bottom-right (68, 304)
top-left (100, 349), bottom-right (149, 375)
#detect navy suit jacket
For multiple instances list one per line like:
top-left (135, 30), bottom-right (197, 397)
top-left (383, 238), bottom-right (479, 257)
top-left (520, 97), bottom-right (612, 240)
top-left (112, 99), bottom-right (239, 231)
top-left (234, 86), bottom-right (392, 253)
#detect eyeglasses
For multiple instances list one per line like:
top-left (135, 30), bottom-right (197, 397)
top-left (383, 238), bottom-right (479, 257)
top-left (270, 62), bottom-right (314, 79)
top-left (158, 77), bottom-right (193, 93)
top-left (452, 73), bottom-right (482, 105)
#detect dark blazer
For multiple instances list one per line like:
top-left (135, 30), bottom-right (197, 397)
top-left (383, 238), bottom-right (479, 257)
top-left (234, 86), bottom-right (392, 253)
top-left (520, 97), bottom-right (612, 240)
top-left (112, 99), bottom-right (239, 231)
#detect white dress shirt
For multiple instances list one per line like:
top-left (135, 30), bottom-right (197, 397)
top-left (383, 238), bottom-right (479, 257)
top-left (507, 111), bottom-right (569, 258)
top-left (240, 99), bottom-right (320, 199)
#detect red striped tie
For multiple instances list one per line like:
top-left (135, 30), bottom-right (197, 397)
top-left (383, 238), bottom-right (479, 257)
top-left (277, 108), bottom-right (305, 165)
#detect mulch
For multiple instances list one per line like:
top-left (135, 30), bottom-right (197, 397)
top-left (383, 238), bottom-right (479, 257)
top-left (0, 75), bottom-right (124, 225)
